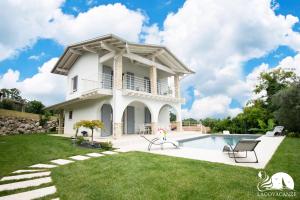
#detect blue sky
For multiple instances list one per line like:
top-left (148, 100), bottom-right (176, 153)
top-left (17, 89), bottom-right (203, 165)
top-left (0, 0), bottom-right (299, 118)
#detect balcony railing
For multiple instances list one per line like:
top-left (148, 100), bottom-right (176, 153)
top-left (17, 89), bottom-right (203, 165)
top-left (157, 81), bottom-right (174, 97)
top-left (82, 73), bottom-right (113, 93)
top-left (123, 74), bottom-right (151, 93)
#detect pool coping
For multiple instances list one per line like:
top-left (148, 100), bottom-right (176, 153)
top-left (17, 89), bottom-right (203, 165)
top-left (177, 134), bottom-right (263, 144)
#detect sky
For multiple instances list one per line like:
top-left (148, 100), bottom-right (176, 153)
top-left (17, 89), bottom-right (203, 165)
top-left (0, 0), bottom-right (299, 119)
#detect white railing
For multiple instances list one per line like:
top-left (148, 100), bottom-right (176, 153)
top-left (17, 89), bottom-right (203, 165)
top-left (157, 81), bottom-right (174, 97)
top-left (82, 73), bottom-right (113, 93)
top-left (123, 74), bottom-right (151, 93)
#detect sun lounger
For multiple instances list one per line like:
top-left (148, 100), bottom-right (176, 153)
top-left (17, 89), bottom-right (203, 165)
top-left (223, 139), bottom-right (261, 163)
top-left (266, 126), bottom-right (284, 136)
top-left (223, 130), bottom-right (230, 135)
top-left (140, 135), bottom-right (179, 151)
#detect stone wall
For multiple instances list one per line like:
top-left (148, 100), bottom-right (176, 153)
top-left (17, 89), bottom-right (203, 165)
top-left (0, 116), bottom-right (58, 135)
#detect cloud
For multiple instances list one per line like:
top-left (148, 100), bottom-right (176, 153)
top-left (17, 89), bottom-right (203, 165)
top-left (0, 1), bottom-right (146, 60)
top-left (0, 58), bottom-right (66, 105)
top-left (144, 0), bottom-right (300, 118)
top-left (182, 95), bottom-right (242, 119)
top-left (28, 52), bottom-right (46, 60)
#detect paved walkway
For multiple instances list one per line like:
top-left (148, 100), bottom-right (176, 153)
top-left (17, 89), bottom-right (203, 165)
top-left (0, 151), bottom-right (119, 200)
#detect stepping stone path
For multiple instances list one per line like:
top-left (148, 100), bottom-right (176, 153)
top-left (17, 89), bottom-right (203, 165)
top-left (0, 151), bottom-right (120, 199)
top-left (102, 151), bottom-right (118, 155)
top-left (12, 169), bottom-right (44, 174)
top-left (86, 152), bottom-right (104, 157)
top-left (1, 172), bottom-right (51, 181)
top-left (50, 159), bottom-right (74, 165)
top-left (0, 177), bottom-right (52, 192)
top-left (30, 164), bottom-right (57, 169)
top-left (0, 186), bottom-right (56, 200)
top-left (69, 155), bottom-right (90, 161)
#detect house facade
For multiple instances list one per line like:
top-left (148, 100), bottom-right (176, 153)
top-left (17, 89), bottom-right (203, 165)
top-left (48, 34), bottom-right (194, 138)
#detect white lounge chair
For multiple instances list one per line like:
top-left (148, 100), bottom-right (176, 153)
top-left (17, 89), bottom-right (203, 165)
top-left (140, 135), bottom-right (179, 151)
top-left (266, 126), bottom-right (284, 137)
top-left (223, 139), bottom-right (261, 163)
top-left (223, 130), bottom-right (230, 135)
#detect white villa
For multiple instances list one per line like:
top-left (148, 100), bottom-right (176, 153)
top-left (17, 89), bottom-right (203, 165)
top-left (48, 34), bottom-right (194, 138)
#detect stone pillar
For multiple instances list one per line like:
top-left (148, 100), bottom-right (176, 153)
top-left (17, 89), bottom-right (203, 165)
top-left (176, 121), bottom-right (183, 132)
top-left (113, 55), bottom-right (123, 90)
top-left (174, 75), bottom-right (180, 98)
top-left (113, 122), bottom-right (123, 139)
top-left (58, 110), bottom-right (64, 134)
top-left (150, 65), bottom-right (157, 95)
top-left (151, 122), bottom-right (157, 135)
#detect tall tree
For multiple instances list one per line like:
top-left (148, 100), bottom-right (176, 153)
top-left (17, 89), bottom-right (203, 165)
top-left (254, 68), bottom-right (298, 112)
top-left (25, 100), bottom-right (45, 114)
top-left (272, 82), bottom-right (300, 133)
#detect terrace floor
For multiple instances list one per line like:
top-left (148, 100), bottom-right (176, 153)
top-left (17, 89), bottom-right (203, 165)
top-left (110, 132), bottom-right (285, 169)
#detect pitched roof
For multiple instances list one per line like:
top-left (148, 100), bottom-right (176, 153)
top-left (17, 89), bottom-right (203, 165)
top-left (51, 34), bottom-right (194, 75)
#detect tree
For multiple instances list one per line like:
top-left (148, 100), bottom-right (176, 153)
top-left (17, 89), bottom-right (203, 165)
top-left (170, 112), bottom-right (176, 122)
top-left (9, 88), bottom-right (22, 101)
top-left (25, 100), bottom-right (45, 114)
top-left (254, 68), bottom-right (298, 112)
top-left (272, 82), bottom-right (300, 133)
top-left (75, 120), bottom-right (104, 144)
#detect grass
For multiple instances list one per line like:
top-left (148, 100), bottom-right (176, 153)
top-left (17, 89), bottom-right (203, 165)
top-left (50, 137), bottom-right (299, 200)
top-left (0, 134), bottom-right (100, 177)
top-left (0, 108), bottom-right (56, 120)
top-left (0, 134), bottom-right (298, 199)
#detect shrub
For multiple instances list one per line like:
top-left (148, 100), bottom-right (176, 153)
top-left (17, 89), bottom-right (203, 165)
top-left (76, 136), bottom-right (85, 145)
top-left (99, 141), bottom-right (113, 150)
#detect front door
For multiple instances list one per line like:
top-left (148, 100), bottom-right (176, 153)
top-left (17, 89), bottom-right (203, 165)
top-left (127, 106), bottom-right (135, 134)
top-left (101, 104), bottom-right (112, 137)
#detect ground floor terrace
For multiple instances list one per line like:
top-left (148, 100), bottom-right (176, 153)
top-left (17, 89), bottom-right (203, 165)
top-left (107, 131), bottom-right (285, 169)
top-left (58, 97), bottom-right (182, 139)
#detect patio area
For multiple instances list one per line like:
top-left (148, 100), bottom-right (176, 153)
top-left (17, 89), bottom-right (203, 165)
top-left (110, 132), bottom-right (285, 169)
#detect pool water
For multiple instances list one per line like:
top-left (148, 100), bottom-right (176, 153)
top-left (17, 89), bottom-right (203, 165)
top-left (179, 135), bottom-right (260, 150)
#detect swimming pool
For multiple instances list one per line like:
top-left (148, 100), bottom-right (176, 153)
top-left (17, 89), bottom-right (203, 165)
top-left (179, 134), bottom-right (261, 150)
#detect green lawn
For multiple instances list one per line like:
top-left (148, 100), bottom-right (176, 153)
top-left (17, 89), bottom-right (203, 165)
top-left (0, 135), bottom-right (298, 200)
top-left (0, 134), bottom-right (99, 178)
top-left (51, 137), bottom-right (299, 200)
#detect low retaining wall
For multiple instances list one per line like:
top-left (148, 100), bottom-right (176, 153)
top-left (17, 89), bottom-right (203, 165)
top-left (0, 116), bottom-right (58, 135)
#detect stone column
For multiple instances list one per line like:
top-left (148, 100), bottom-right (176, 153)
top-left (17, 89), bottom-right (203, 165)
top-left (149, 65), bottom-right (157, 95)
top-left (176, 121), bottom-right (183, 132)
top-left (174, 75), bottom-right (180, 98)
top-left (58, 110), bottom-right (64, 134)
top-left (113, 122), bottom-right (123, 138)
top-left (112, 54), bottom-right (123, 138)
top-left (113, 55), bottom-right (123, 90)
top-left (151, 122), bottom-right (157, 135)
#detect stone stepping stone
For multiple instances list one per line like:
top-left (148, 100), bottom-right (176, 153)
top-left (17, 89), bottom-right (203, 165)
top-left (69, 155), bottom-right (90, 161)
top-left (102, 151), bottom-right (118, 155)
top-left (86, 153), bottom-right (104, 157)
top-left (12, 169), bottom-right (44, 174)
top-left (50, 159), bottom-right (74, 165)
top-left (1, 171), bottom-right (51, 181)
top-left (0, 177), bottom-right (52, 192)
top-left (0, 185), bottom-right (56, 200)
top-left (29, 164), bottom-right (57, 169)
top-left (114, 149), bottom-right (131, 153)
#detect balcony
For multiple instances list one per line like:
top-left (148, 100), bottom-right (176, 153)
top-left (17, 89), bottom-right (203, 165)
top-left (122, 74), bottom-right (180, 102)
top-left (81, 73), bottom-right (113, 98)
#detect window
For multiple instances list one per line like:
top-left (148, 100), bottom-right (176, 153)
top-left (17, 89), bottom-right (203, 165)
top-left (72, 76), bottom-right (78, 92)
top-left (69, 111), bottom-right (73, 120)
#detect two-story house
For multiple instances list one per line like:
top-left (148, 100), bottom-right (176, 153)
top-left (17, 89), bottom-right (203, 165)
top-left (47, 34), bottom-right (194, 138)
